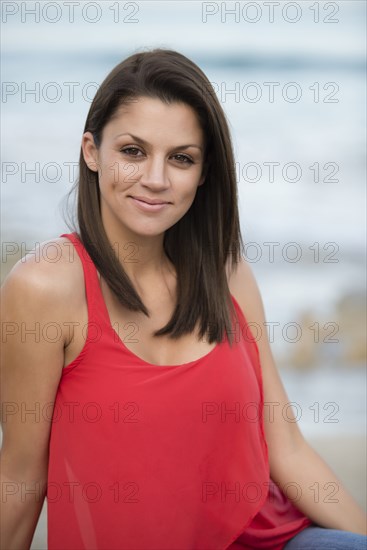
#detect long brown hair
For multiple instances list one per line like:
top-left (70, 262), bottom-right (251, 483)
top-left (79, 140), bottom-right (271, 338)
top-left (63, 48), bottom-right (245, 346)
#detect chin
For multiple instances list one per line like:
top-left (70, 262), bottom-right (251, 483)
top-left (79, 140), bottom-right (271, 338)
top-left (129, 216), bottom-right (183, 235)
top-left (128, 224), bottom-right (168, 238)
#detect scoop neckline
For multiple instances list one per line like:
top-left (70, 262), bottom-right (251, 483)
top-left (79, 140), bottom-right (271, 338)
top-left (112, 325), bottom-right (222, 368)
top-left (96, 271), bottom-right (230, 368)
top-left (70, 232), bottom-right (232, 368)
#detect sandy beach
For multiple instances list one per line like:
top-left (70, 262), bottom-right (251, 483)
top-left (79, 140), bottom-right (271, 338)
top-left (29, 435), bottom-right (366, 550)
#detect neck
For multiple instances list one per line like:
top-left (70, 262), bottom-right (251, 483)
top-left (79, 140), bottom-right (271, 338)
top-left (102, 221), bottom-right (176, 288)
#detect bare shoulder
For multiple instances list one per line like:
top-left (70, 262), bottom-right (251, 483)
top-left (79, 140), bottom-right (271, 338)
top-left (1, 236), bottom-right (84, 325)
top-left (227, 255), bottom-right (306, 453)
top-left (0, 238), bottom-right (87, 481)
top-left (227, 255), bottom-right (267, 327)
top-left (2, 237), bottom-right (82, 292)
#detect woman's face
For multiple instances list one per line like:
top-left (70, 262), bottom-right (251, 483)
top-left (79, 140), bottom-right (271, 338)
top-left (82, 96), bottom-right (205, 240)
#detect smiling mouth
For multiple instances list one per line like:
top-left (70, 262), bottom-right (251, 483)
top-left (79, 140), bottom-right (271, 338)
top-left (129, 195), bottom-right (171, 205)
top-left (128, 196), bottom-right (171, 212)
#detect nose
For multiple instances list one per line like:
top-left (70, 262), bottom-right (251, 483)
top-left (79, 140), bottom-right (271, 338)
top-left (139, 154), bottom-right (170, 190)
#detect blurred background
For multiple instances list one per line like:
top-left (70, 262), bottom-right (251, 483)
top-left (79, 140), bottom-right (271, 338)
top-left (1, 1), bottom-right (366, 547)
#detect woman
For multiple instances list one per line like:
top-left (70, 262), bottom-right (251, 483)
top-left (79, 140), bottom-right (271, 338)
top-left (1, 49), bottom-right (366, 550)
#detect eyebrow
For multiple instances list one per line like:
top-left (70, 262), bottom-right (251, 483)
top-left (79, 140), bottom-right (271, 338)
top-left (113, 132), bottom-right (203, 152)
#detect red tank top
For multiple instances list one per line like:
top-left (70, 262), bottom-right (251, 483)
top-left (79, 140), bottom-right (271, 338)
top-left (47, 232), bottom-right (313, 549)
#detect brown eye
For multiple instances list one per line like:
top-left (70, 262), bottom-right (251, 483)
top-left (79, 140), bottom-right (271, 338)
top-left (121, 147), bottom-right (143, 157)
top-left (172, 154), bottom-right (193, 164)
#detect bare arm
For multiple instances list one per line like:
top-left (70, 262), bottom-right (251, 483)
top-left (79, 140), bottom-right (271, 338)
top-left (0, 244), bottom-right (70, 549)
top-left (229, 257), bottom-right (367, 536)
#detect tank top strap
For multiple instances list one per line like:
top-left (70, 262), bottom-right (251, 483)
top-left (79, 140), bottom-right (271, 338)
top-left (60, 232), bottom-right (110, 326)
top-left (230, 293), bottom-right (263, 390)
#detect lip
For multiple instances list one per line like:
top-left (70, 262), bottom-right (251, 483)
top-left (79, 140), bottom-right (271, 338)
top-left (129, 196), bottom-right (170, 212)
top-left (130, 195), bottom-right (170, 205)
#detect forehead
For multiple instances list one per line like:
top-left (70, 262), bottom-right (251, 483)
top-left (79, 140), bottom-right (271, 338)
top-left (104, 96), bottom-right (204, 142)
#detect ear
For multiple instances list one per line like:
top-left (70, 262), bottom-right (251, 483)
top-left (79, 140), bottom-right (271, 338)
top-left (81, 131), bottom-right (99, 172)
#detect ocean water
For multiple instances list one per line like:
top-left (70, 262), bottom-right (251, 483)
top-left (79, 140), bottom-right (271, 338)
top-left (1, 1), bottom-right (366, 434)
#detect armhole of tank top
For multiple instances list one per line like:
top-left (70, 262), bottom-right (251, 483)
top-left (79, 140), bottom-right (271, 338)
top-left (60, 232), bottom-right (99, 374)
top-left (230, 293), bottom-right (267, 444)
top-left (230, 294), bottom-right (263, 382)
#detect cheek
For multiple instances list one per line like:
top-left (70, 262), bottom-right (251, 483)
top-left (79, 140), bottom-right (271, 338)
top-left (98, 155), bottom-right (133, 190)
top-left (178, 172), bottom-right (202, 201)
